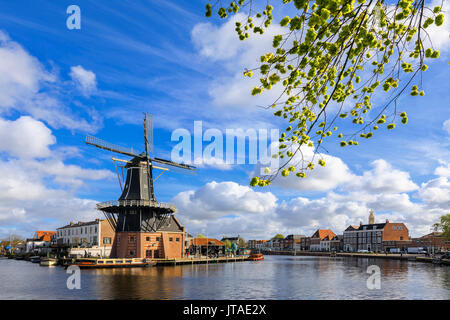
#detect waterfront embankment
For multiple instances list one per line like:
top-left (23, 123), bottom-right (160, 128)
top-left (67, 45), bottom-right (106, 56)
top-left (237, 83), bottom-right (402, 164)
top-left (261, 250), bottom-right (450, 265)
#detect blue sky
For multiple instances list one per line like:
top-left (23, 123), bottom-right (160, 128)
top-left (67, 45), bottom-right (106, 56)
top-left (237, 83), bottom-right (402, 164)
top-left (0, 0), bottom-right (449, 240)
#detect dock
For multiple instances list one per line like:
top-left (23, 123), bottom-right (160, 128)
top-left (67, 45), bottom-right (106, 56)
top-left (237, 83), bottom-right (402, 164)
top-left (153, 256), bottom-right (249, 266)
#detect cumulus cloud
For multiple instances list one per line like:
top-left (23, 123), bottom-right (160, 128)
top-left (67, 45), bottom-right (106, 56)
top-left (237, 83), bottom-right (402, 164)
top-left (0, 116), bottom-right (56, 158)
top-left (0, 30), bottom-right (100, 132)
top-left (0, 116), bottom-right (113, 238)
top-left (349, 159), bottom-right (419, 194)
top-left (418, 177), bottom-right (450, 208)
top-left (173, 181), bottom-right (277, 221)
top-left (69, 65), bottom-right (97, 95)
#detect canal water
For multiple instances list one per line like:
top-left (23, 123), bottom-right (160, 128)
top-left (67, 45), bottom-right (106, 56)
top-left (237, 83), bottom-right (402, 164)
top-left (0, 255), bottom-right (448, 299)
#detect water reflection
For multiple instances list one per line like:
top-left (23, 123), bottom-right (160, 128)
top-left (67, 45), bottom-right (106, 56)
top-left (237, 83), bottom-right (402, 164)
top-left (0, 256), bottom-right (448, 299)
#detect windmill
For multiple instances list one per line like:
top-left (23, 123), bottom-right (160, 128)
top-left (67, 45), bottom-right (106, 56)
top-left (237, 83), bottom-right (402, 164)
top-left (85, 112), bottom-right (195, 235)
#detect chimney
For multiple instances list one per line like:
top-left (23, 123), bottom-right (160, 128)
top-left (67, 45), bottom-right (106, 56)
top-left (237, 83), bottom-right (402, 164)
top-left (69, 222), bottom-right (74, 226)
top-left (95, 218), bottom-right (100, 222)
top-left (386, 219), bottom-right (389, 223)
top-left (360, 221), bottom-right (363, 226)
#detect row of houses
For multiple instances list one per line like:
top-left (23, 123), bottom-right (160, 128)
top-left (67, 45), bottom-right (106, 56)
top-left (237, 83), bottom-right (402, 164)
top-left (248, 211), bottom-right (450, 253)
top-left (16, 220), bottom-right (245, 258)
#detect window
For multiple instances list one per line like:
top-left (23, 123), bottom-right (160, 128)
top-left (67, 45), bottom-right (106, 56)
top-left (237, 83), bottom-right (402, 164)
top-left (146, 250), bottom-right (152, 258)
top-left (393, 226), bottom-right (396, 230)
top-left (93, 236), bottom-right (98, 245)
top-left (129, 250), bottom-right (135, 256)
top-left (169, 237), bottom-right (173, 242)
top-left (95, 227), bottom-right (97, 233)
top-left (176, 238), bottom-right (180, 242)
top-left (80, 228), bottom-right (83, 234)
top-left (103, 237), bottom-right (112, 244)
top-left (146, 237), bottom-right (150, 241)
top-left (129, 236), bottom-right (136, 243)
top-left (156, 237), bottom-right (160, 241)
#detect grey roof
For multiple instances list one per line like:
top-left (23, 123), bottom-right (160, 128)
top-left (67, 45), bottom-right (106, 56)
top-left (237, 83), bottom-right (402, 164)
top-left (358, 223), bottom-right (386, 231)
top-left (57, 220), bottom-right (102, 230)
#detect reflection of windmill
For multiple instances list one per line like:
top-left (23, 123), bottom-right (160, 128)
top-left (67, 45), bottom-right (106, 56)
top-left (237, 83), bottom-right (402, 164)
top-left (85, 113), bottom-right (195, 234)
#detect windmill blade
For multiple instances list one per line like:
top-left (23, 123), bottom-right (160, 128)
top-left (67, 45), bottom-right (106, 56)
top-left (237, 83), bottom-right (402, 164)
top-left (85, 135), bottom-right (139, 158)
top-left (152, 157), bottom-right (196, 171)
top-left (147, 114), bottom-right (154, 154)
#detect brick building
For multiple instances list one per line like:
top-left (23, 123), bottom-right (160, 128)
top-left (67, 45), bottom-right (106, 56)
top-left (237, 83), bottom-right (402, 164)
top-left (114, 215), bottom-right (185, 259)
top-left (343, 211), bottom-right (409, 252)
top-left (283, 234), bottom-right (306, 250)
top-left (310, 229), bottom-right (336, 251)
top-left (410, 232), bottom-right (450, 253)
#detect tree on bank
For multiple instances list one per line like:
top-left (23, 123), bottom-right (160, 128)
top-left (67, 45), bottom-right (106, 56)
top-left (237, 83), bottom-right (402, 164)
top-left (196, 234), bottom-right (206, 238)
top-left (433, 214), bottom-right (450, 241)
top-left (272, 234), bottom-right (285, 239)
top-left (204, 0), bottom-right (446, 187)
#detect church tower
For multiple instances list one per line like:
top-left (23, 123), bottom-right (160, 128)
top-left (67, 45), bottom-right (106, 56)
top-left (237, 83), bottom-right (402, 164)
top-left (368, 210), bottom-right (375, 224)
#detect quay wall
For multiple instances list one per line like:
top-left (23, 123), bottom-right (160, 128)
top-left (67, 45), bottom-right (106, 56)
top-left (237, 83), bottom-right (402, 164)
top-left (260, 250), bottom-right (442, 262)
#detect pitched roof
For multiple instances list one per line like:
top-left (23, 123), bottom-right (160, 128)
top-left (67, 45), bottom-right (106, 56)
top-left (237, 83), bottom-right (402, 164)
top-left (311, 229), bottom-right (336, 240)
top-left (34, 231), bottom-right (56, 242)
top-left (57, 220), bottom-right (102, 229)
top-left (358, 223), bottom-right (386, 231)
top-left (192, 238), bottom-right (225, 246)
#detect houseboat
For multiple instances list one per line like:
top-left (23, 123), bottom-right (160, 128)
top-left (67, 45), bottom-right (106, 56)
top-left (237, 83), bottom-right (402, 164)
top-left (63, 257), bottom-right (155, 269)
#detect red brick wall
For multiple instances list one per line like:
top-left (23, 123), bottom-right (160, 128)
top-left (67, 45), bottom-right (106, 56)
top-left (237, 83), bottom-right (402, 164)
top-left (382, 223), bottom-right (409, 241)
top-left (113, 231), bottom-right (184, 259)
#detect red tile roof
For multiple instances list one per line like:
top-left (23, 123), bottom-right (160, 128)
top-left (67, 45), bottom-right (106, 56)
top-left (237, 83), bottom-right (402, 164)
top-left (312, 229), bottom-right (336, 240)
top-left (192, 238), bottom-right (225, 246)
top-left (35, 231), bottom-right (56, 242)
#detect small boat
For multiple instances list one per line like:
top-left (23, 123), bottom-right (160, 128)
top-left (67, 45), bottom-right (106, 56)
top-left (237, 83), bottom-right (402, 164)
top-left (248, 253), bottom-right (264, 261)
top-left (63, 258), bottom-right (155, 269)
top-left (30, 256), bottom-right (41, 263)
top-left (40, 257), bottom-right (58, 266)
top-left (15, 255), bottom-right (25, 260)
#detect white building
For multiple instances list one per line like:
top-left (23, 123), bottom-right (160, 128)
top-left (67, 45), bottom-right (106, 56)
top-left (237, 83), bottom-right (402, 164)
top-left (56, 219), bottom-right (115, 257)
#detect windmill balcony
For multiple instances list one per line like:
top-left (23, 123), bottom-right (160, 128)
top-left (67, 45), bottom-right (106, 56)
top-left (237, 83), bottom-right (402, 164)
top-left (96, 200), bottom-right (177, 213)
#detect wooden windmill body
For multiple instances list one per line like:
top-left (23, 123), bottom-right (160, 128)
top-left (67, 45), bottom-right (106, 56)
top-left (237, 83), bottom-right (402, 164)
top-left (85, 113), bottom-right (195, 259)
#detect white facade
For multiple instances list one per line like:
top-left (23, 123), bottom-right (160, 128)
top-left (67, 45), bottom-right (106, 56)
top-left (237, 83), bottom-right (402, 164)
top-left (56, 220), bottom-right (102, 246)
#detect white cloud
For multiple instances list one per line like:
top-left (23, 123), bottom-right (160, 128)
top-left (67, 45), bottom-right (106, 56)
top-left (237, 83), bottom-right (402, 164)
top-left (256, 146), bottom-right (355, 192)
top-left (443, 118), bottom-right (450, 134)
top-left (425, 0), bottom-right (450, 53)
top-left (0, 30), bottom-right (100, 132)
top-left (0, 115), bottom-right (113, 238)
top-left (69, 65), bottom-right (97, 95)
top-left (435, 162), bottom-right (450, 177)
top-left (172, 180), bottom-right (277, 220)
top-left (350, 159), bottom-right (419, 194)
top-left (192, 14), bottom-right (287, 111)
top-left (418, 177), bottom-right (450, 208)
top-left (0, 116), bottom-right (56, 158)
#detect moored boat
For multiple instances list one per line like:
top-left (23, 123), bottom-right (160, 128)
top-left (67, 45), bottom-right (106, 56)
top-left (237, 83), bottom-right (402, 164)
top-left (63, 257), bottom-right (155, 269)
top-left (248, 253), bottom-right (264, 261)
top-left (40, 257), bottom-right (58, 266)
top-left (30, 256), bottom-right (41, 263)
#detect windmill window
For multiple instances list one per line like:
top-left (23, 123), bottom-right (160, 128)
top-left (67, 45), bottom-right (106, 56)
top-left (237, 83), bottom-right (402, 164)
top-left (129, 250), bottom-right (135, 256)
top-left (146, 237), bottom-right (150, 241)
top-left (176, 238), bottom-right (180, 242)
top-left (156, 237), bottom-right (160, 241)
top-left (129, 236), bottom-right (136, 243)
top-left (103, 237), bottom-right (112, 244)
top-left (169, 237), bottom-right (173, 242)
